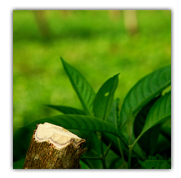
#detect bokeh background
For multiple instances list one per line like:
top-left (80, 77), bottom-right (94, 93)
top-left (13, 10), bottom-right (171, 133)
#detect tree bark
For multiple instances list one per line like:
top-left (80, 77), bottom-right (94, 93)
top-left (23, 123), bottom-right (86, 169)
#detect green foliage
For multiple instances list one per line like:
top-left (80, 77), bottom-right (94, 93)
top-left (13, 59), bottom-right (171, 169)
top-left (61, 58), bottom-right (95, 115)
top-left (138, 155), bottom-right (171, 169)
top-left (93, 74), bottom-right (119, 121)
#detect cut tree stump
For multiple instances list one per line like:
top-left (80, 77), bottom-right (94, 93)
top-left (23, 122), bottom-right (86, 169)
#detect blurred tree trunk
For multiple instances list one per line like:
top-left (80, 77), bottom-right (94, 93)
top-left (123, 10), bottom-right (138, 35)
top-left (108, 10), bottom-right (138, 35)
top-left (34, 10), bottom-right (51, 39)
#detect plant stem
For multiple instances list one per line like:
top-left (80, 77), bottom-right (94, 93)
top-left (128, 145), bottom-right (132, 169)
top-left (132, 133), bottom-right (142, 148)
top-left (96, 131), bottom-right (106, 169)
top-left (117, 136), bottom-right (127, 168)
top-left (104, 142), bottom-right (112, 157)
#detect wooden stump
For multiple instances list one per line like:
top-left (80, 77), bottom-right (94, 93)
top-left (23, 123), bottom-right (86, 169)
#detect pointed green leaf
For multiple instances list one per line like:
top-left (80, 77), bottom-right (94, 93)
top-left (138, 155), bottom-right (171, 169)
top-left (26, 114), bottom-right (120, 138)
top-left (155, 133), bottom-right (171, 154)
top-left (106, 98), bottom-right (120, 126)
top-left (61, 58), bottom-right (95, 115)
top-left (93, 74), bottom-right (119, 120)
top-left (134, 95), bottom-right (161, 156)
top-left (133, 91), bottom-right (171, 148)
top-left (119, 65), bottom-right (171, 129)
top-left (141, 91), bottom-right (171, 134)
top-left (118, 65), bottom-right (171, 157)
top-left (46, 105), bottom-right (86, 115)
top-left (13, 158), bottom-right (25, 169)
top-left (80, 160), bottom-right (90, 169)
top-left (160, 118), bottom-right (171, 140)
top-left (13, 126), bottom-right (35, 162)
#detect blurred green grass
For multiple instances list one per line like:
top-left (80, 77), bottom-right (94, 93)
top-left (13, 10), bottom-right (171, 132)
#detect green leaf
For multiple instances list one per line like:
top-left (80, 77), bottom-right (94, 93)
top-left (81, 131), bottom-right (103, 169)
top-left (133, 91), bottom-right (171, 148)
top-left (138, 155), bottom-right (171, 169)
top-left (102, 133), bottom-right (128, 157)
top-left (161, 118), bottom-right (171, 140)
top-left (134, 96), bottom-right (161, 156)
top-left (46, 105), bottom-right (86, 115)
top-left (155, 133), bottom-right (171, 154)
top-left (13, 126), bottom-right (35, 162)
top-left (13, 158), bottom-right (25, 169)
top-left (119, 65), bottom-right (171, 130)
top-left (141, 91), bottom-right (171, 135)
top-left (25, 114), bottom-right (120, 138)
top-left (93, 74), bottom-right (119, 121)
top-left (61, 58), bottom-right (95, 115)
top-left (118, 65), bottom-right (171, 158)
top-left (106, 98), bottom-right (120, 126)
top-left (80, 160), bottom-right (90, 169)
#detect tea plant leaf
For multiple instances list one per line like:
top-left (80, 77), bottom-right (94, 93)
top-left (155, 133), bottom-right (171, 154)
top-left (119, 65), bottom-right (171, 130)
top-left (141, 91), bottom-right (171, 135)
top-left (134, 91), bottom-right (171, 147)
top-left (13, 125), bottom-right (35, 162)
top-left (26, 114), bottom-right (120, 138)
top-left (134, 95), bottom-right (161, 156)
top-left (81, 131), bottom-right (103, 169)
top-left (93, 74), bottom-right (119, 120)
top-left (106, 98), bottom-right (120, 126)
top-left (138, 155), bottom-right (171, 169)
top-left (80, 160), bottom-right (90, 169)
top-left (119, 65), bottom-right (171, 150)
top-left (160, 118), bottom-right (171, 140)
top-left (102, 133), bottom-right (129, 157)
top-left (13, 158), bottom-right (25, 169)
top-left (61, 58), bottom-right (95, 115)
top-left (46, 105), bottom-right (86, 115)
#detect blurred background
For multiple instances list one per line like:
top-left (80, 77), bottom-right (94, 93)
top-left (13, 10), bottom-right (171, 133)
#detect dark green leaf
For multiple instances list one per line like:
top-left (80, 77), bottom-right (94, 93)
top-left (80, 160), bottom-right (90, 169)
top-left (81, 131), bottom-right (103, 169)
top-left (61, 58), bottom-right (95, 115)
top-left (161, 118), bottom-right (171, 140)
top-left (13, 158), bottom-right (25, 169)
top-left (105, 148), bottom-right (125, 169)
top-left (118, 65), bottom-right (171, 158)
top-left (13, 126), bottom-right (35, 162)
top-left (107, 98), bottom-right (120, 126)
top-left (141, 91), bottom-right (171, 134)
top-left (133, 91), bottom-right (171, 153)
top-left (134, 95), bottom-right (161, 156)
top-left (93, 74), bottom-right (119, 121)
top-left (46, 105), bottom-right (86, 115)
top-left (119, 65), bottom-right (171, 131)
top-left (138, 155), bottom-right (171, 169)
top-left (156, 134), bottom-right (171, 154)
top-left (25, 114), bottom-right (120, 138)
